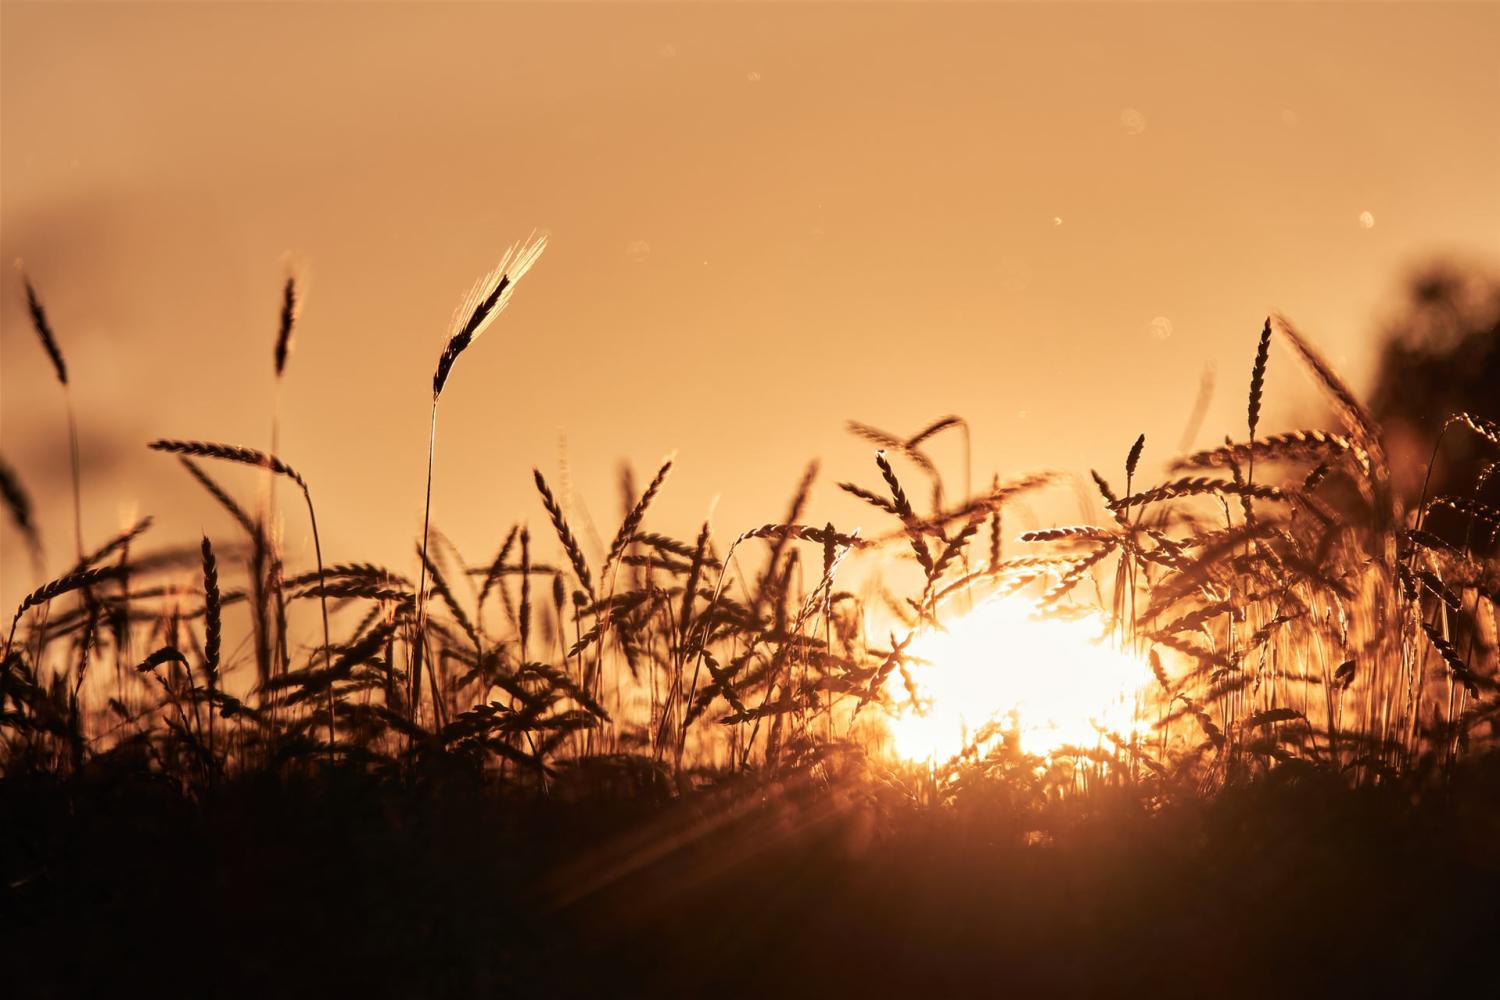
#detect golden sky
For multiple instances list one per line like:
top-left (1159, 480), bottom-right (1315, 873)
top-left (3, 2), bottom-right (1498, 607)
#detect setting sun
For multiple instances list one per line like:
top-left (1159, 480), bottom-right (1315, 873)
top-left (886, 595), bottom-right (1154, 762)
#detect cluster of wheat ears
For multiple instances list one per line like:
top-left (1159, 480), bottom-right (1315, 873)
top-left (2, 238), bottom-right (1497, 796)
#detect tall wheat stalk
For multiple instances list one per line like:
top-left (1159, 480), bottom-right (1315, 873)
top-left (148, 440), bottom-right (336, 754)
top-left (267, 272), bottom-right (301, 682)
top-left (413, 235), bottom-right (546, 723)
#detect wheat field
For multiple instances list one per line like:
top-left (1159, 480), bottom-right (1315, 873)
top-left (3, 247), bottom-right (1499, 996)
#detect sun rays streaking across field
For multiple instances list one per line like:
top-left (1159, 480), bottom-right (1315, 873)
top-left (885, 595), bottom-right (1154, 761)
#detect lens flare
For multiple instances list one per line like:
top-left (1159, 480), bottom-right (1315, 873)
top-left (885, 595), bottom-right (1153, 762)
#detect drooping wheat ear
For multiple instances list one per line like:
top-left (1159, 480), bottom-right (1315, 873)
top-left (21, 272), bottom-right (83, 558)
top-left (0, 455), bottom-right (42, 570)
top-left (604, 458), bottom-right (673, 578)
top-left (847, 421), bottom-right (937, 477)
top-left (627, 531), bottom-right (721, 567)
top-left (852, 419), bottom-right (942, 509)
top-left (148, 440), bottom-right (307, 488)
top-left (273, 275), bottom-right (300, 378)
top-left (1422, 622), bottom-right (1479, 697)
top-left (881, 471), bottom-right (1058, 542)
top-left (6, 565), bottom-right (122, 657)
top-left (294, 581), bottom-right (413, 603)
top-left (534, 469), bottom-right (596, 601)
top-left (1173, 430), bottom-right (1363, 472)
top-left (285, 563), bottom-right (411, 589)
top-left (908, 414), bottom-right (971, 499)
top-left (1090, 470), bottom-right (1118, 507)
top-left (1038, 540), bottom-right (1118, 610)
top-left (1109, 477), bottom-right (1287, 510)
top-left (1272, 314), bottom-right (1386, 470)
top-left (431, 234), bottom-right (547, 400)
top-left (1021, 526), bottom-right (1117, 543)
top-left (414, 235), bottom-right (545, 720)
top-left (738, 523), bottom-right (871, 548)
top-left (136, 646), bottom-right (187, 673)
top-left (148, 440), bottom-right (333, 741)
top-left (838, 481), bottom-right (898, 514)
top-left (905, 415), bottom-right (962, 449)
top-left (22, 275), bottom-right (67, 386)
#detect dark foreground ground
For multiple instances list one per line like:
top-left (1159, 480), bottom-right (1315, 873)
top-left (5, 755), bottom-right (1499, 999)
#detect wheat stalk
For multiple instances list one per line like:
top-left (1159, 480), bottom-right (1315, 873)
top-left (431, 236), bottom-right (547, 401)
top-left (200, 536), bottom-right (222, 761)
top-left (1247, 318), bottom-right (1272, 442)
top-left (6, 565), bottom-right (123, 657)
top-left (1110, 477), bottom-right (1287, 510)
top-left (415, 236), bottom-right (545, 723)
top-left (876, 450), bottom-right (934, 577)
top-left (149, 439), bottom-right (333, 748)
top-left (533, 469), bottom-right (596, 602)
top-left (603, 458), bottom-right (673, 580)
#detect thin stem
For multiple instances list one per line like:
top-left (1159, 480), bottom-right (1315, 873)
top-left (65, 391), bottom-right (83, 560)
top-left (413, 402), bottom-right (439, 725)
top-left (1411, 422), bottom-right (1451, 539)
top-left (299, 483), bottom-right (336, 762)
top-left (268, 390), bottom-right (284, 682)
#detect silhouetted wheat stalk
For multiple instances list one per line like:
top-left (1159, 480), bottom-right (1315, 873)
top-left (267, 271), bottom-right (303, 686)
top-left (148, 439), bottom-right (335, 751)
top-left (414, 235), bottom-right (545, 722)
top-left (20, 272), bottom-right (84, 560)
top-left (6, 565), bottom-right (123, 660)
top-left (201, 535), bottom-right (222, 763)
top-left (0, 456), bottom-right (43, 578)
top-left (1246, 320), bottom-right (1271, 460)
top-left (1125, 433), bottom-right (1145, 498)
top-left (603, 458), bottom-right (673, 582)
top-left (876, 450), bottom-right (934, 578)
top-left (534, 469), bottom-right (596, 603)
top-left (1243, 318), bottom-right (1273, 525)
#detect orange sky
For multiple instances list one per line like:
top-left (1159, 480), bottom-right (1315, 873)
top-left (3, 2), bottom-right (1498, 610)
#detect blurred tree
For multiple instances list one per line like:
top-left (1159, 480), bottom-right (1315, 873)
top-left (1367, 263), bottom-right (1500, 541)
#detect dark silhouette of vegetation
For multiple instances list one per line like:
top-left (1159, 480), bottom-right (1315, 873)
top-left (1369, 263), bottom-right (1500, 548)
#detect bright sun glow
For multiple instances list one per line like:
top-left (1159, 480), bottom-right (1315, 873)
top-left (886, 595), bottom-right (1154, 761)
